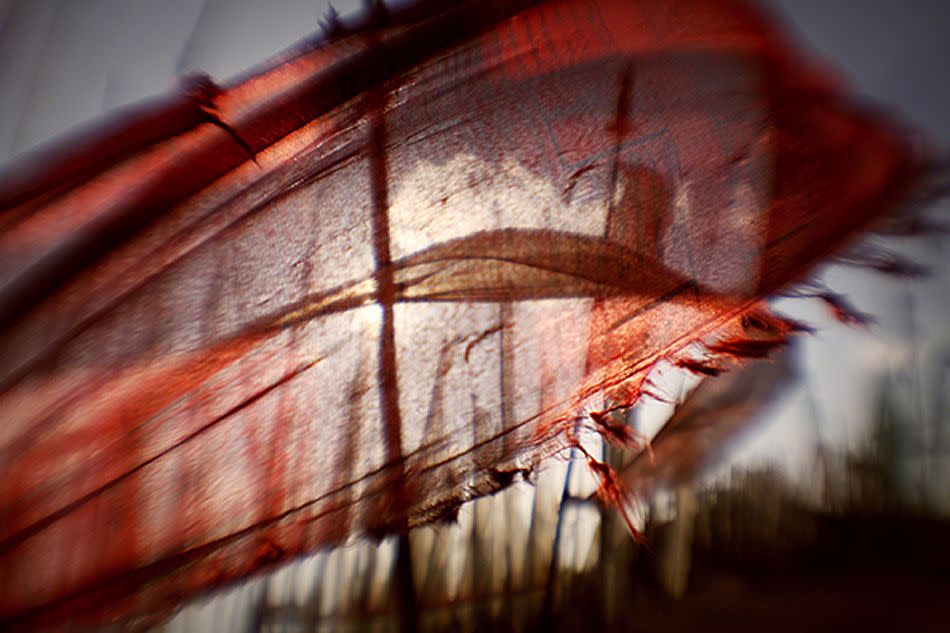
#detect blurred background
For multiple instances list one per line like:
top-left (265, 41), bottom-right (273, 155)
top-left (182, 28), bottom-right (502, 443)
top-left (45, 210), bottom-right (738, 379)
top-left (1, 1), bottom-right (948, 631)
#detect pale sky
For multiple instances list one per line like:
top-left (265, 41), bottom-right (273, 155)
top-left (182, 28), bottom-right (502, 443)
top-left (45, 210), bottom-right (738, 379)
top-left (0, 0), bottom-right (947, 491)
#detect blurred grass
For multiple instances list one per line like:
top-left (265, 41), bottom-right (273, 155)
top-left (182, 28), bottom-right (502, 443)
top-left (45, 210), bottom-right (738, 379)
top-left (151, 349), bottom-right (950, 633)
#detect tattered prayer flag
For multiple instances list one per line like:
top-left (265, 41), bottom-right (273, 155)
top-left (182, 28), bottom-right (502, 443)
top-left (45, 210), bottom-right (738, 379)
top-left (0, 0), bottom-right (928, 629)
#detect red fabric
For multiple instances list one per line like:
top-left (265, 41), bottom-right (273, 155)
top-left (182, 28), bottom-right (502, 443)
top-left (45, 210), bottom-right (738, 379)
top-left (0, 0), bottom-right (923, 629)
